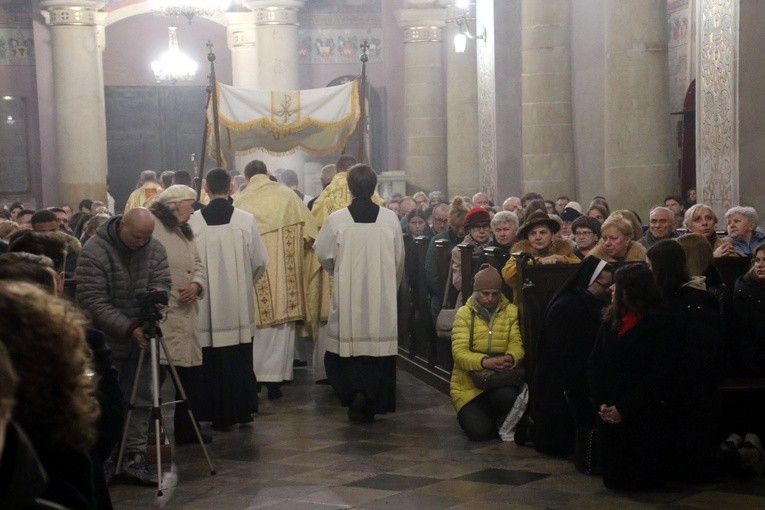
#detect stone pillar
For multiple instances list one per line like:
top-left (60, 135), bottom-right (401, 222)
top-left (521, 0), bottom-right (575, 199)
top-left (226, 12), bottom-right (259, 90)
top-left (395, 8), bottom-right (448, 194)
top-left (226, 11), bottom-right (259, 172)
top-left (242, 0), bottom-right (305, 181)
top-left (445, 5), bottom-right (478, 200)
top-left (696, 0), bottom-right (738, 218)
top-left (40, 0), bottom-right (108, 207)
top-left (604, 0), bottom-right (673, 213)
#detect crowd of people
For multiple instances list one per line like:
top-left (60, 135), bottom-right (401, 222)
top-left (1, 163), bottom-right (764, 507)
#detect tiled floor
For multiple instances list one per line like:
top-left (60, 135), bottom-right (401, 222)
top-left (110, 367), bottom-right (764, 509)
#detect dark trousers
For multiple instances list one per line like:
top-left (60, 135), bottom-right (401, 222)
top-left (161, 365), bottom-right (203, 439)
top-left (457, 386), bottom-right (520, 441)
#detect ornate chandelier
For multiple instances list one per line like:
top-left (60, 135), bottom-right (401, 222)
top-left (149, 1), bottom-right (231, 23)
top-left (151, 27), bottom-right (198, 84)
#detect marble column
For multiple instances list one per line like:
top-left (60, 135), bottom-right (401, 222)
top-left (226, 12), bottom-right (259, 90)
top-left (521, 0), bottom-right (575, 200)
top-left (40, 0), bottom-right (108, 207)
top-left (445, 5), bottom-right (478, 200)
top-left (226, 11), bottom-right (259, 172)
top-left (604, 0), bottom-right (673, 214)
top-left (242, 0), bottom-right (305, 180)
top-left (395, 8), bottom-right (448, 195)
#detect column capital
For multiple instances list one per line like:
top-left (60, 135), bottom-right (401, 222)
top-left (395, 8), bottom-right (447, 43)
top-left (244, 0), bottom-right (305, 26)
top-left (40, 0), bottom-right (103, 26)
top-left (226, 11), bottom-right (257, 50)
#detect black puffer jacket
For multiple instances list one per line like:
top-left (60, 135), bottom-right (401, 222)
top-left (75, 215), bottom-right (171, 360)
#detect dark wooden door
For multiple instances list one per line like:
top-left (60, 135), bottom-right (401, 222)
top-left (105, 85), bottom-right (209, 212)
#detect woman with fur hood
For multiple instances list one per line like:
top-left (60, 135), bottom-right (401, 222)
top-left (148, 185), bottom-right (210, 445)
top-left (501, 211), bottom-right (580, 303)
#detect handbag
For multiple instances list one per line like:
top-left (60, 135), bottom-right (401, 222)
top-left (564, 390), bottom-right (601, 476)
top-left (467, 312), bottom-right (525, 389)
top-left (436, 265), bottom-right (458, 340)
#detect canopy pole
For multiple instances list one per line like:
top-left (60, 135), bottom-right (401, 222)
top-left (357, 40), bottom-right (369, 165)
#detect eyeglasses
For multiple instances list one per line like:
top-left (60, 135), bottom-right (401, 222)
top-left (470, 224), bottom-right (491, 231)
top-left (574, 230), bottom-right (594, 237)
top-left (592, 279), bottom-right (612, 289)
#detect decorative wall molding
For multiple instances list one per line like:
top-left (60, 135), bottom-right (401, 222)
top-left (252, 7), bottom-right (299, 26)
top-left (43, 5), bottom-right (99, 26)
top-left (402, 26), bottom-right (441, 43)
top-left (298, 28), bottom-right (382, 64)
top-left (697, 0), bottom-right (738, 216)
top-left (394, 8), bottom-right (447, 43)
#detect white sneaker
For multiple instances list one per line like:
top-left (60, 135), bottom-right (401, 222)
top-left (721, 432), bottom-right (743, 451)
top-left (742, 433), bottom-right (764, 475)
top-left (119, 451), bottom-right (158, 486)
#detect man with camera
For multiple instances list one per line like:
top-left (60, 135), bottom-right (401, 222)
top-left (76, 207), bottom-right (171, 485)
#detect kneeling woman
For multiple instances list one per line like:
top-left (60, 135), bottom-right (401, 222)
top-left (450, 264), bottom-right (525, 441)
top-left (588, 264), bottom-right (677, 490)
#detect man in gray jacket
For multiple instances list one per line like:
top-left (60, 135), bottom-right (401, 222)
top-left (76, 207), bottom-right (171, 485)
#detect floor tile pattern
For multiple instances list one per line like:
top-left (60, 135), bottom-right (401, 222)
top-left (109, 367), bottom-right (764, 509)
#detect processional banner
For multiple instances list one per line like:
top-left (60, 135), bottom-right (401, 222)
top-left (207, 80), bottom-right (359, 157)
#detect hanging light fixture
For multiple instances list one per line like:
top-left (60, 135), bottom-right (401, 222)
top-left (149, 0), bottom-right (231, 24)
top-left (151, 27), bottom-right (198, 84)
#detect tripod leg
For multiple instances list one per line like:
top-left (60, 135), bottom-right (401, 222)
top-left (158, 335), bottom-right (217, 475)
top-left (149, 336), bottom-right (164, 496)
top-left (115, 349), bottom-right (147, 475)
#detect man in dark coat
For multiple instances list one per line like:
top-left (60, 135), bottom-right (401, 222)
top-left (75, 207), bottom-right (171, 486)
top-left (532, 256), bottom-right (613, 457)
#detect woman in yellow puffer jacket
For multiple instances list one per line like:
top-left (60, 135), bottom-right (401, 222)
top-left (450, 264), bottom-right (525, 440)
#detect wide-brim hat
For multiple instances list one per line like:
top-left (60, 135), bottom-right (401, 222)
top-left (518, 210), bottom-right (560, 239)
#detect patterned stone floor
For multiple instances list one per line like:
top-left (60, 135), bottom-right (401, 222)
top-left (110, 367), bottom-right (765, 509)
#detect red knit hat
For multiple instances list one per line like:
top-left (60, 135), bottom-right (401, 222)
top-left (464, 207), bottom-right (491, 229)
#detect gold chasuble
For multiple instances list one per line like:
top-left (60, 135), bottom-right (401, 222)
top-left (234, 175), bottom-right (318, 328)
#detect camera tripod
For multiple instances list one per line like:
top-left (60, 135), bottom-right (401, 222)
top-left (115, 319), bottom-right (216, 496)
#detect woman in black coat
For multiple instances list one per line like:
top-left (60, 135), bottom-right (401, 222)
top-left (588, 264), bottom-right (678, 490)
top-left (647, 240), bottom-right (729, 482)
top-left (532, 256), bottom-right (614, 457)
top-left (732, 243), bottom-right (765, 377)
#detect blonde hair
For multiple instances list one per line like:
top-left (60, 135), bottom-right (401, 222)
top-left (684, 203), bottom-right (717, 231)
top-left (677, 233), bottom-right (713, 276)
top-left (601, 215), bottom-right (634, 239)
top-left (0, 220), bottom-right (20, 241)
top-left (0, 282), bottom-right (99, 452)
top-left (611, 210), bottom-right (643, 241)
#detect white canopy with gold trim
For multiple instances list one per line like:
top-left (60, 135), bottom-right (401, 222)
top-left (207, 80), bottom-right (359, 157)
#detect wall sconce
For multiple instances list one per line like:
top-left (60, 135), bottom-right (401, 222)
top-left (452, 15), bottom-right (486, 53)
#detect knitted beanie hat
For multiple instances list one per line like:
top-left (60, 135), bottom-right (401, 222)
top-left (473, 263), bottom-right (503, 291)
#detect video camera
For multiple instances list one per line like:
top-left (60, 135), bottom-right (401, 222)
top-left (137, 289), bottom-right (168, 324)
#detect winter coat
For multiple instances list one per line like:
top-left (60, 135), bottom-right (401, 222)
top-left (0, 422), bottom-right (61, 510)
top-left (588, 312), bottom-right (678, 490)
top-left (75, 216), bottom-right (171, 360)
top-left (450, 294), bottom-right (525, 412)
top-left (731, 275), bottom-right (765, 376)
top-left (149, 203), bottom-right (206, 367)
top-left (532, 287), bottom-right (604, 456)
top-left (589, 240), bottom-right (647, 262)
top-left (500, 238), bottom-right (580, 303)
top-left (664, 282), bottom-right (726, 483)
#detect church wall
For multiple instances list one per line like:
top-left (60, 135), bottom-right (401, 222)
top-left (738, 0), bottom-right (765, 214)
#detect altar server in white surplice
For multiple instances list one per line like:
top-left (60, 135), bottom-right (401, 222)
top-left (189, 168), bottom-right (268, 431)
top-left (314, 164), bottom-right (404, 423)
